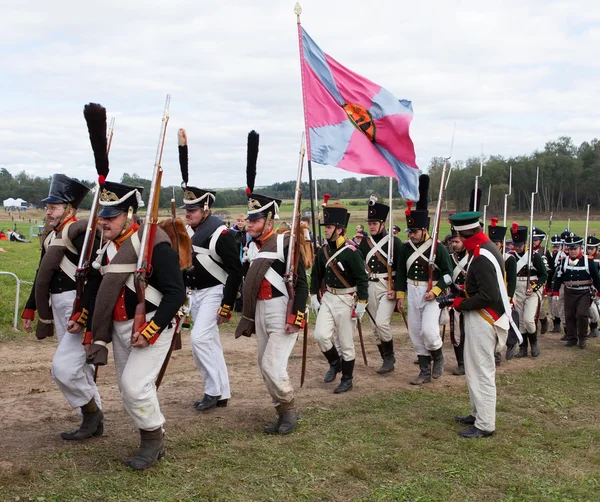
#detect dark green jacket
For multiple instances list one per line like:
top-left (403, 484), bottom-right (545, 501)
top-left (358, 231), bottom-right (403, 288)
top-left (310, 236), bottom-right (369, 301)
top-left (397, 238), bottom-right (453, 296)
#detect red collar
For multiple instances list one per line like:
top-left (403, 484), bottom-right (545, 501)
top-left (463, 231), bottom-right (490, 252)
top-left (115, 222), bottom-right (140, 249)
top-left (255, 229), bottom-right (274, 248)
top-left (55, 215), bottom-right (77, 233)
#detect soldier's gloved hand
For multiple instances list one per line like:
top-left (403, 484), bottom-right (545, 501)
top-left (436, 295), bottom-right (455, 309)
top-left (310, 295), bottom-right (321, 314)
top-left (355, 301), bottom-right (367, 321)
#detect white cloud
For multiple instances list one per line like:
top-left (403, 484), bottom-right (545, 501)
top-left (1, 0), bottom-right (599, 193)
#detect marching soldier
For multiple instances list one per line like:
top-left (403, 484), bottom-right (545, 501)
top-left (487, 218), bottom-right (517, 360)
top-left (85, 181), bottom-right (186, 470)
top-left (21, 174), bottom-right (103, 440)
top-left (446, 212), bottom-right (511, 438)
top-left (510, 223), bottom-right (548, 357)
top-left (531, 227), bottom-right (552, 334)
top-left (553, 233), bottom-right (600, 349)
top-left (547, 233), bottom-right (566, 333)
top-left (311, 198), bottom-right (369, 393)
top-left (234, 131), bottom-right (308, 434)
top-left (585, 235), bottom-right (600, 338)
top-left (396, 175), bottom-right (453, 385)
top-left (357, 196), bottom-right (402, 374)
top-left (182, 185), bottom-right (243, 411)
top-left (447, 226), bottom-right (468, 375)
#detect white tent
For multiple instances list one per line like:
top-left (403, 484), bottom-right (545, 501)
top-left (3, 197), bottom-right (27, 207)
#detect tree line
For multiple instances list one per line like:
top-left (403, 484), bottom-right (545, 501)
top-left (1, 135), bottom-right (598, 212)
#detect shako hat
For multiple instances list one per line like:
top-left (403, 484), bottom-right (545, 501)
top-left (42, 174), bottom-right (90, 209)
top-left (98, 181), bottom-right (144, 218)
top-left (586, 235), bottom-right (600, 247)
top-left (550, 233), bottom-right (562, 245)
top-left (321, 194), bottom-right (349, 228)
top-left (405, 174), bottom-right (430, 231)
top-left (532, 226), bottom-right (546, 240)
top-left (487, 217), bottom-right (507, 242)
top-left (564, 233), bottom-right (583, 248)
top-left (367, 194), bottom-right (389, 222)
top-left (510, 223), bottom-right (528, 245)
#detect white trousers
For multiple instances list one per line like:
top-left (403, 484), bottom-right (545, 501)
top-left (314, 291), bottom-right (356, 361)
top-left (463, 311), bottom-right (505, 433)
top-left (368, 280), bottom-right (396, 343)
top-left (50, 291), bottom-right (102, 409)
top-left (513, 281), bottom-right (542, 333)
top-left (549, 284), bottom-right (565, 322)
top-left (112, 315), bottom-right (174, 430)
top-left (588, 300), bottom-right (599, 323)
top-left (255, 297), bottom-right (297, 409)
top-left (407, 283), bottom-right (443, 355)
top-left (189, 286), bottom-right (231, 399)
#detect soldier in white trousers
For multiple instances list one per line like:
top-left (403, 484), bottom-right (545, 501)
top-left (447, 212), bottom-right (511, 438)
top-left (22, 174), bottom-right (103, 441)
top-left (85, 182), bottom-right (186, 470)
top-left (180, 182), bottom-right (243, 411)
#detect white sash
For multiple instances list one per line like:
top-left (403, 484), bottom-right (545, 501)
top-left (325, 244), bottom-right (351, 269)
top-left (477, 248), bottom-right (522, 344)
top-left (407, 239), bottom-right (433, 271)
top-left (452, 253), bottom-right (469, 283)
top-left (515, 253), bottom-right (529, 274)
top-left (190, 225), bottom-right (228, 284)
top-left (101, 236), bottom-right (163, 307)
top-left (365, 235), bottom-right (389, 264)
top-left (250, 233), bottom-right (288, 297)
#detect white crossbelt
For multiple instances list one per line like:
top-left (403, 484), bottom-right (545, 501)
top-left (325, 243), bottom-right (351, 269)
top-left (101, 235), bottom-right (163, 307)
top-left (249, 233), bottom-right (288, 298)
top-left (452, 253), bottom-right (469, 283)
top-left (407, 239), bottom-right (433, 272)
top-left (189, 225), bottom-right (229, 284)
top-left (365, 235), bottom-right (388, 263)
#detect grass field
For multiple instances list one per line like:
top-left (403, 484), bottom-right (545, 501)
top-left (0, 211), bottom-right (599, 501)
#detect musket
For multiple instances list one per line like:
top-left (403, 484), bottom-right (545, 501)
top-left (544, 212), bottom-right (553, 254)
top-left (526, 166), bottom-right (539, 291)
top-left (584, 205), bottom-right (590, 254)
top-left (72, 105), bottom-right (111, 331)
top-left (387, 177), bottom-right (395, 295)
top-left (133, 95), bottom-right (170, 342)
top-left (315, 179), bottom-right (322, 247)
top-left (284, 133), bottom-right (307, 385)
top-left (482, 184), bottom-right (492, 228)
top-left (502, 165), bottom-right (512, 253)
top-left (473, 144), bottom-right (483, 211)
top-left (428, 124), bottom-right (456, 291)
top-left (300, 307), bottom-right (309, 387)
top-left (356, 317), bottom-right (368, 366)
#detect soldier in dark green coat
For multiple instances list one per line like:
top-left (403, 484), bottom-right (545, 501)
top-left (310, 200), bottom-right (369, 393)
top-left (358, 196), bottom-right (403, 374)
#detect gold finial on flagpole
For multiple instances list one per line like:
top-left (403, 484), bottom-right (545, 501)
top-left (294, 3), bottom-right (302, 24)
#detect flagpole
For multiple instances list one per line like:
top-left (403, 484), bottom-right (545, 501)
top-left (296, 2), bottom-right (320, 265)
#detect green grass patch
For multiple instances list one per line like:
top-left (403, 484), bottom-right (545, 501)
top-left (1, 352), bottom-right (599, 501)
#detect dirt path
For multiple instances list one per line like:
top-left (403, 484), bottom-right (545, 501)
top-left (0, 322), bottom-right (591, 469)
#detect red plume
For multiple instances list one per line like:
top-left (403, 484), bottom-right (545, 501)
top-left (512, 222), bottom-right (519, 233)
top-left (322, 193), bottom-right (331, 207)
top-left (405, 200), bottom-right (413, 216)
top-left (491, 217), bottom-right (498, 227)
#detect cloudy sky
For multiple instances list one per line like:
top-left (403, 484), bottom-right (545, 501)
top-left (1, 0), bottom-right (599, 189)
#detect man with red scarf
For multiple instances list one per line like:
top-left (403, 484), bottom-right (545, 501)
top-left (445, 211), bottom-right (512, 438)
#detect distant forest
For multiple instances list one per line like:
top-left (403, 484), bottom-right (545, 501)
top-left (2, 136), bottom-right (598, 213)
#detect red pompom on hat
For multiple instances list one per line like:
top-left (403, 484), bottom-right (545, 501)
top-left (246, 187), bottom-right (252, 195)
top-left (491, 217), bottom-right (498, 227)
top-left (512, 222), bottom-right (519, 233)
top-left (98, 175), bottom-right (106, 185)
top-left (322, 193), bottom-right (331, 207)
top-left (405, 200), bottom-right (413, 216)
